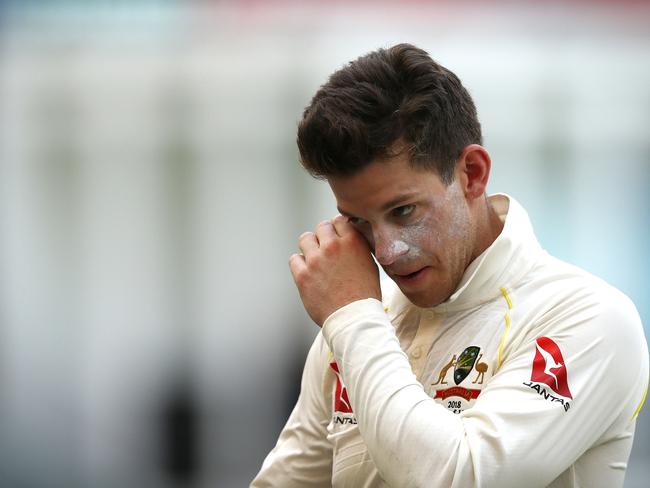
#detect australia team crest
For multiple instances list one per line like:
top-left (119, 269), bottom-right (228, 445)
top-left (432, 345), bottom-right (488, 413)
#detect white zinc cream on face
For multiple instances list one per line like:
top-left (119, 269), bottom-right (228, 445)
top-left (385, 180), bottom-right (471, 270)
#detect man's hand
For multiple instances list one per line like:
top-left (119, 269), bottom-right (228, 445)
top-left (289, 215), bottom-right (381, 327)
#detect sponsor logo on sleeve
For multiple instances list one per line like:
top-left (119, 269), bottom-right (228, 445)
top-left (329, 361), bottom-right (357, 425)
top-left (523, 337), bottom-right (573, 412)
top-left (329, 362), bottom-right (353, 413)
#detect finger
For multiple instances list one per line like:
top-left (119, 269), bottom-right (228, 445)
top-left (288, 252), bottom-right (307, 279)
top-left (332, 214), bottom-right (356, 238)
top-left (315, 220), bottom-right (338, 245)
top-left (298, 231), bottom-right (319, 256)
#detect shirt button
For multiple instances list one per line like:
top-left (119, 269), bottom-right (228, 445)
top-left (424, 310), bottom-right (435, 320)
top-left (411, 347), bottom-right (422, 359)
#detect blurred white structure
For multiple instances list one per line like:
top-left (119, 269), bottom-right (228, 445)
top-left (0, 2), bottom-right (648, 487)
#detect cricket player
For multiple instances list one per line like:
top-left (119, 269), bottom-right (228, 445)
top-left (251, 43), bottom-right (648, 487)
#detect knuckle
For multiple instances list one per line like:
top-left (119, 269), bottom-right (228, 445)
top-left (321, 239), bottom-right (340, 257)
top-left (306, 253), bottom-right (322, 270)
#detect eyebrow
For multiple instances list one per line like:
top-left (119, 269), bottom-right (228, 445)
top-left (337, 192), bottom-right (418, 217)
top-left (379, 192), bottom-right (419, 212)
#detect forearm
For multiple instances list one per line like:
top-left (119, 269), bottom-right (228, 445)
top-left (323, 299), bottom-right (473, 487)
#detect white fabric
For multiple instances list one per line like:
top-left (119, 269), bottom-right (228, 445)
top-left (251, 194), bottom-right (648, 488)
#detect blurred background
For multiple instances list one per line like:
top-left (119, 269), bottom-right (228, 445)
top-left (0, 1), bottom-right (648, 487)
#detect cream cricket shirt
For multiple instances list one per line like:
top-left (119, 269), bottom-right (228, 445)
top-left (251, 195), bottom-right (649, 488)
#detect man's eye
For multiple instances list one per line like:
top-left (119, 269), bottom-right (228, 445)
top-left (348, 216), bottom-right (367, 226)
top-left (392, 204), bottom-right (415, 218)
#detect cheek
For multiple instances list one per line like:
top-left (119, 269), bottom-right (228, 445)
top-left (402, 210), bottom-right (459, 259)
top-left (416, 211), bottom-right (444, 242)
top-left (442, 184), bottom-right (472, 238)
top-left (423, 196), bottom-right (471, 247)
top-left (399, 223), bottom-right (430, 256)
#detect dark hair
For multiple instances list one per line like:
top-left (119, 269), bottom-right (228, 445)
top-left (297, 43), bottom-right (482, 184)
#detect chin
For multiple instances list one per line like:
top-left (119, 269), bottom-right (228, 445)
top-left (401, 279), bottom-right (456, 308)
top-left (403, 291), bottom-right (445, 309)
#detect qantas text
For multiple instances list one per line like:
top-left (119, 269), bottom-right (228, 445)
top-left (523, 381), bottom-right (571, 412)
top-left (333, 414), bottom-right (358, 425)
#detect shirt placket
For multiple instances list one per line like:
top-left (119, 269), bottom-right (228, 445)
top-left (405, 309), bottom-right (443, 380)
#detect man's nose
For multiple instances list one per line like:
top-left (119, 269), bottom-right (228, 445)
top-left (374, 233), bottom-right (409, 266)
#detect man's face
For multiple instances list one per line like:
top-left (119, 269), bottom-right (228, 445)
top-left (328, 155), bottom-right (476, 308)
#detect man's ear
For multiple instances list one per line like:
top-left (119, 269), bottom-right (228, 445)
top-left (455, 144), bottom-right (491, 200)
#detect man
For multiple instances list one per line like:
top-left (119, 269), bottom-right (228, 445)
top-left (251, 44), bottom-right (648, 487)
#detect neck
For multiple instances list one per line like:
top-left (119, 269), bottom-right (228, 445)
top-left (470, 195), bottom-right (504, 262)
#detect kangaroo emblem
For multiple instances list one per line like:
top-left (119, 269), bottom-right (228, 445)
top-left (432, 355), bottom-right (456, 386)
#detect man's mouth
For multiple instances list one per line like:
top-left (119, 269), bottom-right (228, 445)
top-left (391, 266), bottom-right (430, 285)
